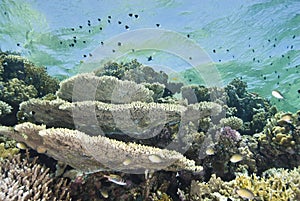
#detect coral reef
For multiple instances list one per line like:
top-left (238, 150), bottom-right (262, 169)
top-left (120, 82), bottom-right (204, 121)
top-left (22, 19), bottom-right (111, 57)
top-left (220, 116), bottom-right (243, 130)
top-left (94, 59), bottom-right (168, 86)
top-left (0, 51), bottom-right (59, 125)
top-left (57, 73), bottom-right (154, 103)
top-left (0, 143), bottom-right (19, 158)
top-left (189, 166), bottom-right (300, 201)
top-left (225, 78), bottom-right (277, 134)
top-left (255, 110), bottom-right (300, 171)
top-left (94, 59), bottom-right (142, 79)
top-left (1, 78), bottom-right (38, 106)
top-left (0, 122), bottom-right (204, 174)
top-left (0, 100), bottom-right (12, 118)
top-left (0, 154), bottom-right (71, 200)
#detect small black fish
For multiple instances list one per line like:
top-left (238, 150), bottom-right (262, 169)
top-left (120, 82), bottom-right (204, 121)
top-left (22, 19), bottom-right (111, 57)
top-left (213, 49), bottom-right (216, 53)
top-left (156, 23), bottom-right (160, 27)
top-left (118, 21), bottom-right (122, 24)
top-left (79, 25), bottom-right (83, 29)
top-left (125, 25), bottom-right (130, 30)
top-left (98, 18), bottom-right (101, 21)
top-left (108, 16), bottom-right (111, 19)
top-left (134, 14), bottom-right (139, 18)
top-left (117, 42), bottom-right (121, 46)
top-left (148, 56), bottom-right (152, 61)
top-left (293, 35), bottom-right (296, 39)
top-left (187, 34), bottom-right (190, 38)
top-left (128, 13), bottom-right (133, 17)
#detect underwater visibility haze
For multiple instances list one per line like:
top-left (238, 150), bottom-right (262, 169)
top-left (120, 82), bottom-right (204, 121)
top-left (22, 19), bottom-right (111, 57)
top-left (1, 0), bottom-right (300, 200)
top-left (1, 0), bottom-right (299, 111)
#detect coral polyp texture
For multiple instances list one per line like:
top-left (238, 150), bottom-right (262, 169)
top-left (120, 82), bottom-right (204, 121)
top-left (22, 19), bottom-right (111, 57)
top-left (0, 154), bottom-right (71, 201)
top-left (0, 122), bottom-right (203, 173)
top-left (57, 73), bottom-right (154, 103)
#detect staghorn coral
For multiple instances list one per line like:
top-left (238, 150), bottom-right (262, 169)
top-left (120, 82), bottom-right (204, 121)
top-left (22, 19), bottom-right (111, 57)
top-left (0, 122), bottom-right (204, 174)
top-left (56, 73), bottom-right (154, 103)
top-left (0, 154), bottom-right (71, 201)
top-left (220, 116), bottom-right (243, 130)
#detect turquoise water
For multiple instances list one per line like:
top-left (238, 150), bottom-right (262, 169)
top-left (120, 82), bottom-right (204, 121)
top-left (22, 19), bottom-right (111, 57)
top-left (0, 0), bottom-right (299, 111)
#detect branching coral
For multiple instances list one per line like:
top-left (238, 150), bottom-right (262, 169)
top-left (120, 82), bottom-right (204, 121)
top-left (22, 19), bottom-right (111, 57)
top-left (189, 166), bottom-right (300, 201)
top-left (220, 117), bottom-right (243, 130)
top-left (0, 154), bottom-right (71, 200)
top-left (225, 78), bottom-right (277, 134)
top-left (0, 78), bottom-right (38, 106)
top-left (0, 52), bottom-right (59, 125)
top-left (0, 100), bottom-right (12, 118)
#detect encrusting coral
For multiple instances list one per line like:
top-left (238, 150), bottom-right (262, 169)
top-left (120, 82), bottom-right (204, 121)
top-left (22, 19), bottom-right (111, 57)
top-left (0, 154), bottom-right (71, 201)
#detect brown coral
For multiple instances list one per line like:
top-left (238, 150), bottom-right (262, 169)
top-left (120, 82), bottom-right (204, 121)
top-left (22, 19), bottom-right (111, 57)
top-left (0, 122), bottom-right (203, 174)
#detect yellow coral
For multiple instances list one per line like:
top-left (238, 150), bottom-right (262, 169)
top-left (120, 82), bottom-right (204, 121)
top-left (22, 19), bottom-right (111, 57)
top-left (0, 143), bottom-right (19, 158)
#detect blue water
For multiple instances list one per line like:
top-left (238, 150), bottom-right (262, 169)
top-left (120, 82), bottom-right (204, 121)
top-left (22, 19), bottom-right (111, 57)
top-left (0, 0), bottom-right (299, 111)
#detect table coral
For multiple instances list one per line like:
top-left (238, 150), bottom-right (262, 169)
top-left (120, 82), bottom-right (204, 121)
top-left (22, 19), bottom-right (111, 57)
top-left (57, 73), bottom-right (154, 103)
top-left (0, 122), bottom-right (203, 174)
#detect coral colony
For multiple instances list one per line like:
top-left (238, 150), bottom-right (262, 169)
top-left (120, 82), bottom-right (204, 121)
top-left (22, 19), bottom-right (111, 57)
top-left (0, 52), bottom-right (300, 200)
